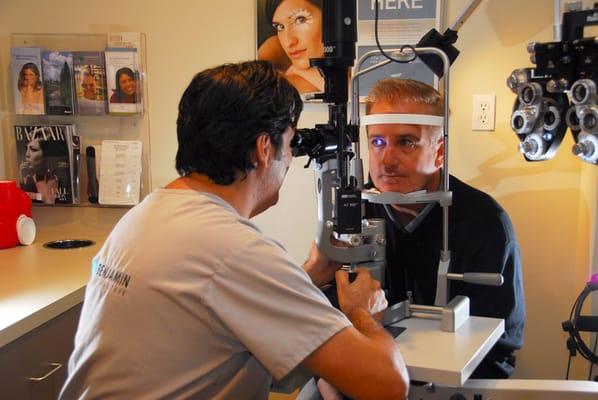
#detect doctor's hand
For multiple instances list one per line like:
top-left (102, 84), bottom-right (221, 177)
top-left (336, 268), bottom-right (387, 317)
top-left (316, 378), bottom-right (343, 400)
top-left (302, 240), bottom-right (345, 287)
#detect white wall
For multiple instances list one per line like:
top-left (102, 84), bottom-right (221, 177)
top-left (1, 0), bottom-right (596, 381)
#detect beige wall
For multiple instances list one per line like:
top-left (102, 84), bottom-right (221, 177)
top-left (446, 0), bottom-right (596, 379)
top-left (1, 0), bottom-right (597, 382)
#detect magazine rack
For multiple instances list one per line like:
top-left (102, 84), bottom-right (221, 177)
top-left (3, 32), bottom-right (151, 207)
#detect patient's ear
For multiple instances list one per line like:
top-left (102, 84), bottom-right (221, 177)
top-left (435, 138), bottom-right (445, 168)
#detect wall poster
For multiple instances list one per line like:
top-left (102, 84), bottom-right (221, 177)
top-left (256, 0), bottom-right (444, 99)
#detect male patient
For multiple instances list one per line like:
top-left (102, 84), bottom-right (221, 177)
top-left (59, 61), bottom-right (409, 400)
top-left (364, 78), bottom-right (525, 378)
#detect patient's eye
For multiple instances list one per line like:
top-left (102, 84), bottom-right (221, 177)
top-left (398, 137), bottom-right (418, 149)
top-left (370, 137), bottom-right (386, 148)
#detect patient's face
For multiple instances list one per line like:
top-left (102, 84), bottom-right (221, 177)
top-left (367, 100), bottom-right (444, 194)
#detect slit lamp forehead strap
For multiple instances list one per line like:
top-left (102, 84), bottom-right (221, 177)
top-left (361, 114), bottom-right (444, 127)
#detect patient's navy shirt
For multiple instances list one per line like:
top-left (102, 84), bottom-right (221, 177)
top-left (365, 175), bottom-right (526, 378)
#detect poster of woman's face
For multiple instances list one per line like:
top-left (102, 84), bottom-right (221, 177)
top-left (256, 0), bottom-right (325, 94)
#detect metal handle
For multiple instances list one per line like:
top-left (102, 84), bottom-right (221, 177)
top-left (447, 272), bottom-right (504, 286)
top-left (28, 362), bottom-right (62, 382)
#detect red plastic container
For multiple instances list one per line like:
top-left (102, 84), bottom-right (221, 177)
top-left (0, 180), bottom-right (33, 249)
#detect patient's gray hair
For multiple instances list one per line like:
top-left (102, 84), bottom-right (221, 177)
top-left (366, 78), bottom-right (445, 143)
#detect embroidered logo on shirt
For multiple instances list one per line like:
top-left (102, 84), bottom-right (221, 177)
top-left (92, 259), bottom-right (131, 296)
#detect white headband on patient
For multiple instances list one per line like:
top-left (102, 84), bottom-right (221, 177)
top-left (361, 114), bottom-right (444, 127)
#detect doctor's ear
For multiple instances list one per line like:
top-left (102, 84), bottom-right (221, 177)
top-left (254, 133), bottom-right (273, 167)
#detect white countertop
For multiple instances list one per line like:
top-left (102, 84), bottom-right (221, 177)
top-left (394, 314), bottom-right (505, 386)
top-left (0, 206), bottom-right (125, 348)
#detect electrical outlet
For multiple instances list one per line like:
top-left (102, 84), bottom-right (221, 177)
top-left (472, 94), bottom-right (495, 131)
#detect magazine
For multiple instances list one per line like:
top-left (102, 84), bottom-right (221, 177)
top-left (11, 47), bottom-right (46, 115)
top-left (73, 51), bottom-right (107, 115)
top-left (42, 51), bottom-right (75, 115)
top-left (105, 32), bottom-right (143, 115)
top-left (105, 49), bottom-right (142, 115)
top-left (14, 124), bottom-right (80, 204)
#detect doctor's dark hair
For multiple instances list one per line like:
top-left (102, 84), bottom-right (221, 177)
top-left (175, 60), bottom-right (302, 184)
